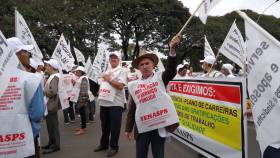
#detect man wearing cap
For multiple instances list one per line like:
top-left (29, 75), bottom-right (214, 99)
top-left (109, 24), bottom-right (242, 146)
top-left (42, 59), bottom-right (61, 154)
top-left (71, 66), bottom-right (89, 135)
top-left (221, 63), bottom-right (235, 78)
top-left (7, 37), bottom-right (45, 158)
top-left (200, 56), bottom-right (224, 78)
top-left (174, 64), bottom-right (189, 79)
top-left (94, 51), bottom-right (127, 157)
top-left (125, 35), bottom-right (181, 158)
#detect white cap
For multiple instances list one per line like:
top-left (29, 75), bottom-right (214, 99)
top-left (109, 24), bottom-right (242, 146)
top-left (109, 51), bottom-right (121, 59)
top-left (44, 59), bottom-right (60, 70)
top-left (222, 63), bottom-right (233, 74)
top-left (183, 60), bottom-right (189, 65)
top-left (7, 37), bottom-right (34, 54)
top-left (200, 56), bottom-right (215, 65)
top-left (176, 64), bottom-right (185, 71)
top-left (30, 58), bottom-right (39, 69)
top-left (75, 66), bottom-right (85, 73)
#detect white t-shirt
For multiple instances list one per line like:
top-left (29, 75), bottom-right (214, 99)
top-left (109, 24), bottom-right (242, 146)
top-left (99, 67), bottom-right (127, 107)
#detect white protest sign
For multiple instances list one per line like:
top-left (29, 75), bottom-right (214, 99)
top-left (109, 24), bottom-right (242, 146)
top-left (51, 34), bottom-right (75, 72)
top-left (93, 44), bottom-right (109, 73)
top-left (85, 57), bottom-right (96, 82)
top-left (237, 10), bottom-right (280, 154)
top-left (204, 35), bottom-right (215, 57)
top-left (74, 47), bottom-right (85, 65)
top-left (0, 69), bottom-right (42, 157)
top-left (169, 79), bottom-right (247, 158)
top-left (128, 72), bottom-right (179, 133)
top-left (0, 31), bottom-right (19, 94)
top-left (15, 10), bottom-right (43, 61)
top-left (60, 74), bottom-right (72, 109)
top-left (198, 0), bottom-right (222, 24)
top-left (219, 21), bottom-right (245, 68)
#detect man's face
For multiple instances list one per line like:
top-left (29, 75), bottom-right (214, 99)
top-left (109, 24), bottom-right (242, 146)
top-left (44, 64), bottom-right (52, 75)
top-left (109, 55), bottom-right (120, 68)
top-left (202, 62), bottom-right (209, 73)
top-left (221, 68), bottom-right (229, 76)
top-left (74, 70), bottom-right (82, 77)
top-left (37, 65), bottom-right (45, 72)
top-left (178, 68), bottom-right (187, 76)
top-left (138, 58), bottom-right (155, 77)
top-left (16, 50), bottom-right (30, 67)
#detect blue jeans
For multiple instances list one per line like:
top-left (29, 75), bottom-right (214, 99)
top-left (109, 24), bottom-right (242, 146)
top-left (136, 129), bottom-right (165, 158)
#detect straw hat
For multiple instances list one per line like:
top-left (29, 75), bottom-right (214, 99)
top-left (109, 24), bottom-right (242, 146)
top-left (132, 50), bottom-right (159, 69)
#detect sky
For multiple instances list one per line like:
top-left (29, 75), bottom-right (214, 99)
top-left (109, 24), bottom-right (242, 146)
top-left (179, 0), bottom-right (280, 18)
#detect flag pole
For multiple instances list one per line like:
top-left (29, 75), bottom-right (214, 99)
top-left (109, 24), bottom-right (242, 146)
top-left (178, 0), bottom-right (205, 35)
top-left (14, 7), bottom-right (18, 37)
top-left (206, 50), bottom-right (220, 76)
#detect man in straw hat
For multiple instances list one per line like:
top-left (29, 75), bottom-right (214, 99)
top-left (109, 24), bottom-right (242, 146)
top-left (125, 34), bottom-right (181, 158)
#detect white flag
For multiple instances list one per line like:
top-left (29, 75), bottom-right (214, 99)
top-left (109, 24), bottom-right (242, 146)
top-left (93, 44), bottom-right (109, 74)
top-left (198, 0), bottom-right (222, 24)
top-left (74, 47), bottom-right (85, 65)
top-left (51, 34), bottom-right (75, 72)
top-left (204, 35), bottom-right (215, 57)
top-left (219, 21), bottom-right (245, 68)
top-left (0, 31), bottom-right (20, 93)
top-left (15, 10), bottom-right (43, 61)
top-left (239, 11), bottom-right (280, 154)
top-left (85, 57), bottom-right (96, 81)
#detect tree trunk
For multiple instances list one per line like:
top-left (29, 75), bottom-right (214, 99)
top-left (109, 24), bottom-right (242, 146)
top-left (133, 39), bottom-right (140, 60)
top-left (69, 33), bottom-right (78, 65)
top-left (122, 38), bottom-right (129, 60)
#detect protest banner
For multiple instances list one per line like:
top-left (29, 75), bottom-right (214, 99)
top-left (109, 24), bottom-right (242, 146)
top-left (168, 79), bottom-right (247, 158)
top-left (237, 10), bottom-right (280, 155)
top-left (128, 73), bottom-right (179, 133)
top-left (74, 47), bottom-right (85, 65)
top-left (198, 0), bottom-right (222, 24)
top-left (60, 74), bottom-right (73, 109)
top-left (219, 21), bottom-right (245, 68)
top-left (51, 34), bottom-right (75, 72)
top-left (93, 45), bottom-right (109, 73)
top-left (85, 57), bottom-right (97, 82)
top-left (0, 68), bottom-right (42, 157)
top-left (0, 31), bottom-right (19, 94)
top-left (90, 44), bottom-right (109, 83)
top-left (15, 10), bottom-right (43, 61)
top-left (204, 35), bottom-right (215, 57)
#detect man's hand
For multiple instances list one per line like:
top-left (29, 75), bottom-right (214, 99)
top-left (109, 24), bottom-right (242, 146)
top-left (103, 73), bottom-right (112, 82)
top-left (124, 132), bottom-right (133, 141)
top-left (169, 34), bottom-right (182, 55)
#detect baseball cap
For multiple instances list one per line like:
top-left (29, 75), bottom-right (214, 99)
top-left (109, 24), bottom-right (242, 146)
top-left (30, 58), bottom-right (39, 69)
top-left (7, 37), bottom-right (34, 54)
top-left (200, 56), bottom-right (216, 65)
top-left (109, 51), bottom-right (121, 59)
top-left (44, 59), bottom-right (60, 70)
top-left (222, 63), bottom-right (233, 74)
top-left (176, 64), bottom-right (186, 72)
top-left (75, 66), bottom-right (85, 73)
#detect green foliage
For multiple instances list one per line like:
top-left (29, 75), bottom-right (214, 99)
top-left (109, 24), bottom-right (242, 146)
top-left (0, 0), bottom-right (279, 69)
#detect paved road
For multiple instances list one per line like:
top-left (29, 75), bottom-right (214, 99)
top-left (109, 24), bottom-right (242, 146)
top-left (40, 108), bottom-right (261, 158)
